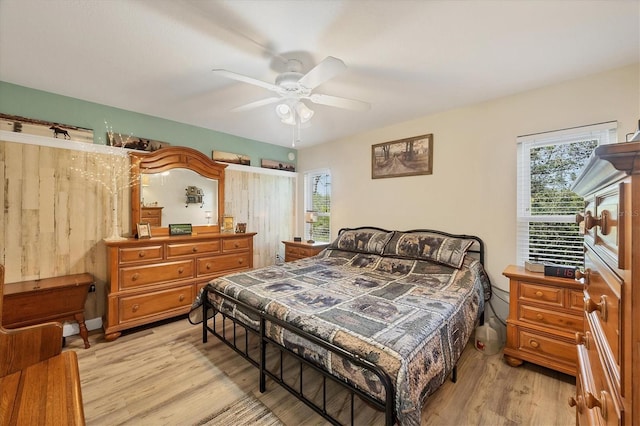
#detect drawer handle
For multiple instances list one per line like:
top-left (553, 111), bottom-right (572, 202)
top-left (206, 263), bottom-right (212, 270)
top-left (568, 395), bottom-right (584, 414)
top-left (234, 242), bottom-right (240, 248)
top-left (534, 291), bottom-right (544, 298)
top-left (238, 258), bottom-right (244, 264)
top-left (535, 313), bottom-right (544, 321)
top-left (529, 339), bottom-right (540, 349)
top-left (576, 331), bottom-right (591, 350)
top-left (132, 304), bottom-right (139, 312)
top-left (192, 247), bottom-right (198, 253)
top-left (583, 210), bottom-right (611, 235)
top-left (131, 273), bottom-right (139, 281)
top-left (575, 268), bottom-right (590, 284)
top-left (584, 295), bottom-right (608, 321)
top-left (585, 390), bottom-right (608, 420)
top-left (179, 294), bottom-right (185, 302)
top-left (178, 267), bottom-right (184, 274)
top-left (138, 251), bottom-right (146, 258)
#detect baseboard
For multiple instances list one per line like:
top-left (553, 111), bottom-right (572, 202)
top-left (63, 317), bottom-right (103, 337)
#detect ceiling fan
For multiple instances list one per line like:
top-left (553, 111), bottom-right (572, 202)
top-left (212, 56), bottom-right (370, 126)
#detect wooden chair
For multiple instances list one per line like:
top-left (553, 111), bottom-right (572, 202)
top-left (0, 264), bottom-right (85, 425)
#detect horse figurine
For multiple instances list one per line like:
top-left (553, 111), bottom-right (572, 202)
top-left (49, 125), bottom-right (70, 139)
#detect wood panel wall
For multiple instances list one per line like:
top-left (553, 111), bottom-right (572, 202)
top-left (0, 138), bottom-right (296, 323)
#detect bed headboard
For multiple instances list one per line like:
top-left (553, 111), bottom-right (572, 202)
top-left (335, 226), bottom-right (486, 266)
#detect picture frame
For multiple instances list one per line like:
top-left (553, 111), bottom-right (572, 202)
top-left (213, 150), bottom-right (250, 165)
top-left (371, 133), bottom-right (433, 179)
top-left (222, 216), bottom-right (234, 233)
top-left (169, 223), bottom-right (192, 236)
top-left (109, 133), bottom-right (171, 152)
top-left (261, 158), bottom-right (296, 172)
top-left (0, 113), bottom-right (94, 143)
top-left (136, 222), bottom-right (152, 239)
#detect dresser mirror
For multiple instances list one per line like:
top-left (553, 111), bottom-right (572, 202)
top-left (129, 146), bottom-right (226, 236)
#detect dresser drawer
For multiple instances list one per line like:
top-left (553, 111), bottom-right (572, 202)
top-left (584, 249), bottom-right (621, 370)
top-left (119, 284), bottom-right (194, 322)
top-left (167, 240), bottom-right (221, 257)
top-left (120, 260), bottom-right (194, 289)
top-left (119, 245), bottom-right (163, 263)
top-left (519, 282), bottom-right (564, 308)
top-left (518, 304), bottom-right (583, 333)
top-left (222, 237), bottom-right (250, 252)
top-left (516, 328), bottom-right (577, 367)
top-left (197, 253), bottom-right (251, 276)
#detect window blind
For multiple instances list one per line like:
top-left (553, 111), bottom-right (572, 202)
top-left (305, 169), bottom-right (331, 243)
top-left (516, 122), bottom-right (616, 267)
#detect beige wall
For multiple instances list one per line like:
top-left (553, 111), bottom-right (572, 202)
top-left (297, 64), bottom-right (639, 319)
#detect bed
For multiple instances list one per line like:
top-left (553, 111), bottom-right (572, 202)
top-left (190, 227), bottom-right (492, 425)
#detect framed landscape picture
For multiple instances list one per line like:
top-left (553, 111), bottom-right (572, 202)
top-left (213, 150), bottom-right (250, 165)
top-left (261, 158), bottom-right (295, 172)
top-left (108, 133), bottom-right (171, 152)
top-left (371, 133), bottom-right (433, 179)
top-left (0, 113), bottom-right (94, 143)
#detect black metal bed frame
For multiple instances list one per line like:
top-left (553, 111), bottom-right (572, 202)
top-left (201, 227), bottom-right (487, 425)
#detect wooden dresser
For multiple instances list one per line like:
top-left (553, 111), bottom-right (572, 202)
top-left (141, 206), bottom-right (163, 227)
top-left (570, 142), bottom-right (639, 425)
top-left (503, 265), bottom-right (584, 376)
top-left (283, 240), bottom-right (329, 262)
top-left (104, 233), bottom-right (255, 341)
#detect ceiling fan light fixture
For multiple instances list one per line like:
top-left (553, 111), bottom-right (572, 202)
top-left (275, 103), bottom-right (291, 119)
top-left (295, 102), bottom-right (314, 123)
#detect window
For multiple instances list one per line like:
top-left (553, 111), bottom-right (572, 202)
top-left (516, 122), bottom-right (616, 267)
top-left (305, 169), bottom-right (331, 243)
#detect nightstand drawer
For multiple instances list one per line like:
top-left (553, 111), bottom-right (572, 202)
top-left (518, 304), bottom-right (583, 333)
top-left (519, 282), bottom-right (564, 308)
top-left (517, 329), bottom-right (577, 367)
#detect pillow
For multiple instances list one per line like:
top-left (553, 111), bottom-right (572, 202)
top-left (383, 231), bottom-right (474, 268)
top-left (328, 228), bottom-right (394, 255)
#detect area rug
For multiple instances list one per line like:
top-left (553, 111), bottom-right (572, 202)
top-left (195, 394), bottom-right (284, 426)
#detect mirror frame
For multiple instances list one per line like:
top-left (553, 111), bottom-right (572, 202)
top-left (130, 146), bottom-right (227, 236)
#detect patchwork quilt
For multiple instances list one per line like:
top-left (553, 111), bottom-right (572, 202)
top-left (192, 242), bottom-right (491, 426)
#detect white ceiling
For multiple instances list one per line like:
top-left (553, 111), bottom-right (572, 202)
top-left (0, 0), bottom-right (638, 148)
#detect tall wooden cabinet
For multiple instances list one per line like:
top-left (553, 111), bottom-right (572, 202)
top-left (104, 233), bottom-right (255, 341)
top-left (570, 142), bottom-right (640, 425)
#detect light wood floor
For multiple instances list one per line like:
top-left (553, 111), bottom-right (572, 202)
top-left (66, 317), bottom-right (576, 425)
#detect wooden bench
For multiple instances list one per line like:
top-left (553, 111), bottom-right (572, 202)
top-left (0, 265), bottom-right (85, 425)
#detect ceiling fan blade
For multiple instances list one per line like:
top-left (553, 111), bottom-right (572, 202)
top-left (231, 97), bottom-right (281, 112)
top-left (298, 56), bottom-right (347, 90)
top-left (212, 69), bottom-right (279, 92)
top-left (309, 93), bottom-right (371, 111)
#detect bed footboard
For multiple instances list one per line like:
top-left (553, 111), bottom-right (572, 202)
top-left (202, 286), bottom-right (396, 426)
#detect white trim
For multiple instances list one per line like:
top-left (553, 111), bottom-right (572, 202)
top-left (517, 121), bottom-right (618, 144)
top-left (0, 130), bottom-right (129, 156)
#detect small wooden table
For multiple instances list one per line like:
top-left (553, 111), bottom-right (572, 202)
top-left (0, 351), bottom-right (85, 425)
top-left (282, 240), bottom-right (329, 262)
top-left (2, 273), bottom-right (94, 349)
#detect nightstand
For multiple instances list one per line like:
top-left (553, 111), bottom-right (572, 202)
top-left (282, 240), bottom-right (329, 262)
top-left (502, 264), bottom-right (583, 376)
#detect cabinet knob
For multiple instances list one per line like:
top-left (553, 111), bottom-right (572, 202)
top-left (178, 267), bottom-right (184, 274)
top-left (131, 273), bottom-right (139, 281)
top-left (535, 313), bottom-right (544, 321)
top-left (575, 268), bottom-right (590, 284)
top-left (584, 295), bottom-right (608, 321)
top-left (132, 304), bottom-right (139, 312)
top-left (192, 247), bottom-right (198, 252)
top-left (535, 291), bottom-right (544, 298)
top-left (179, 294), bottom-right (185, 302)
top-left (529, 339), bottom-right (540, 349)
top-left (576, 331), bottom-right (591, 350)
top-left (238, 258), bottom-right (244, 264)
top-left (575, 213), bottom-right (584, 224)
top-left (234, 242), bottom-right (240, 248)
top-left (585, 390), bottom-right (608, 420)
top-left (568, 395), bottom-right (584, 414)
top-left (138, 251), bottom-right (146, 258)
top-left (583, 210), bottom-right (612, 235)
